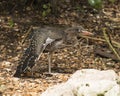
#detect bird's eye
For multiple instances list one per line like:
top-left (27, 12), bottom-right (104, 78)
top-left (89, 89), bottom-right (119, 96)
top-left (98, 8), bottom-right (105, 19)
top-left (78, 29), bottom-right (81, 32)
top-left (76, 29), bottom-right (81, 32)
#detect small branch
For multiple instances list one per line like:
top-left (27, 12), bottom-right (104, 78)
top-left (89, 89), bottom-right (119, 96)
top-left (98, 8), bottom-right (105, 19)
top-left (21, 26), bottom-right (33, 45)
top-left (103, 28), bottom-right (120, 60)
top-left (80, 35), bottom-right (120, 49)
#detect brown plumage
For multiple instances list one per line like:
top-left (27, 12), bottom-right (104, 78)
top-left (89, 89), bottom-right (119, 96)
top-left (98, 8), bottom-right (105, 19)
top-left (14, 26), bottom-right (93, 77)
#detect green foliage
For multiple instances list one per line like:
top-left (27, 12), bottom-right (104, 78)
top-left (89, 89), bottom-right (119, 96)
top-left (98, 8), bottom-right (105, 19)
top-left (42, 3), bottom-right (51, 17)
top-left (8, 19), bottom-right (14, 27)
top-left (75, 6), bottom-right (82, 11)
top-left (88, 0), bottom-right (116, 9)
top-left (88, 0), bottom-right (103, 9)
top-left (108, 0), bottom-right (115, 3)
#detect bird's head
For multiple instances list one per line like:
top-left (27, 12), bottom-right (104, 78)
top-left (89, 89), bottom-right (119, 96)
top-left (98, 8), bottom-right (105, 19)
top-left (65, 26), bottom-right (93, 36)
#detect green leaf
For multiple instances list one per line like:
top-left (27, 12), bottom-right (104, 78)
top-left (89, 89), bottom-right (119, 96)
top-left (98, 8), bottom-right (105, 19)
top-left (42, 11), bottom-right (47, 17)
top-left (88, 0), bottom-right (96, 6)
top-left (8, 19), bottom-right (14, 27)
top-left (43, 4), bottom-right (48, 9)
top-left (88, 0), bottom-right (102, 9)
top-left (109, 0), bottom-right (115, 3)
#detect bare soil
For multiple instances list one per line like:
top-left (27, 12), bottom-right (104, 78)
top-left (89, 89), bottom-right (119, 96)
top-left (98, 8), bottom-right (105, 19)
top-left (0, 1), bottom-right (120, 95)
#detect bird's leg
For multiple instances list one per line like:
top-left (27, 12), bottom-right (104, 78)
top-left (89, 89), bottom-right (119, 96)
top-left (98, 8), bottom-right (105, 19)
top-left (37, 44), bottom-right (47, 61)
top-left (48, 52), bottom-right (52, 74)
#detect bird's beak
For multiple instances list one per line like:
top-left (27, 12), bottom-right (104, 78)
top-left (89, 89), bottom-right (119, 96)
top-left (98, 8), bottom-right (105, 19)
top-left (81, 30), bottom-right (94, 36)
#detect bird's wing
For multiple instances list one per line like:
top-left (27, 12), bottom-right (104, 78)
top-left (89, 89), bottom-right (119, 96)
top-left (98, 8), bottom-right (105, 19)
top-left (37, 37), bottom-right (55, 60)
top-left (14, 28), bottom-right (55, 77)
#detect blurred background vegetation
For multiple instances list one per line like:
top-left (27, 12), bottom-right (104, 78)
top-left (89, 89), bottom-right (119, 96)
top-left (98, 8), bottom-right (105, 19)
top-left (0, 0), bottom-right (117, 17)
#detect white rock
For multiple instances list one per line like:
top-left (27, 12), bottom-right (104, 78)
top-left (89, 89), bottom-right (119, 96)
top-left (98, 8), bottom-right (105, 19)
top-left (41, 69), bottom-right (120, 96)
top-left (77, 80), bottom-right (119, 96)
top-left (105, 85), bottom-right (120, 96)
top-left (41, 83), bottom-right (75, 96)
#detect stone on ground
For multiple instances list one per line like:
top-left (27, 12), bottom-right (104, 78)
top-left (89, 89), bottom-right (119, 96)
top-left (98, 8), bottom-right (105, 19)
top-left (41, 69), bottom-right (120, 96)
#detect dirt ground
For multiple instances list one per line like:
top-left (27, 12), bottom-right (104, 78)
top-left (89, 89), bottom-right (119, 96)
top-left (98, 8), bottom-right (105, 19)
top-left (0, 1), bottom-right (120, 96)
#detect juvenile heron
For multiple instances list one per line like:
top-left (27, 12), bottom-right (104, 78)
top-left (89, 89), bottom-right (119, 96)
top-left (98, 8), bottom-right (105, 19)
top-left (14, 26), bottom-right (93, 77)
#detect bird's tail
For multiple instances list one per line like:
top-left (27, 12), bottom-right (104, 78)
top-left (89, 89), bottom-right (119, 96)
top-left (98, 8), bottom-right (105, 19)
top-left (14, 44), bottom-right (38, 77)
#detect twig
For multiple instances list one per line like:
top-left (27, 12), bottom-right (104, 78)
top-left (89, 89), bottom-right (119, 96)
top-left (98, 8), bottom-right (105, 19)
top-left (21, 26), bottom-right (33, 45)
top-left (103, 28), bottom-right (120, 60)
top-left (80, 35), bottom-right (120, 49)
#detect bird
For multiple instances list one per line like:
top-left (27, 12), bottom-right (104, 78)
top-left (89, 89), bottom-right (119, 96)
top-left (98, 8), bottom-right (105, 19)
top-left (13, 26), bottom-right (93, 77)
